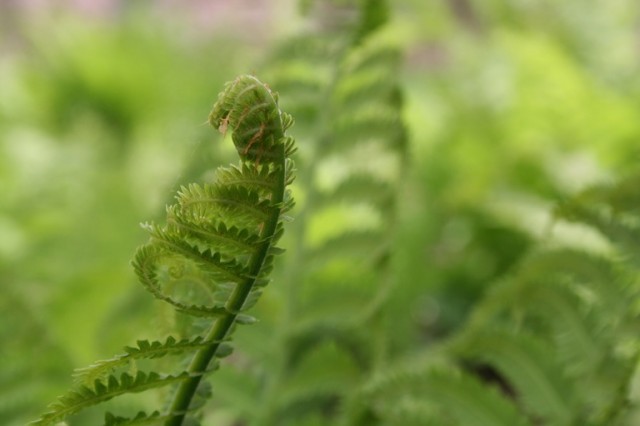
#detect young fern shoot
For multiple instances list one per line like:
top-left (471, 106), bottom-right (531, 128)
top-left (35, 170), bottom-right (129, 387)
top-left (32, 75), bottom-right (296, 425)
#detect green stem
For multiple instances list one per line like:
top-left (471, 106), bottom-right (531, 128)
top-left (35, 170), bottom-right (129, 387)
top-left (166, 145), bottom-right (286, 426)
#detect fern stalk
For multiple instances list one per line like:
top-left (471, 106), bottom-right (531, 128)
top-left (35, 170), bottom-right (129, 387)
top-left (165, 76), bottom-right (290, 424)
top-left (167, 144), bottom-right (286, 424)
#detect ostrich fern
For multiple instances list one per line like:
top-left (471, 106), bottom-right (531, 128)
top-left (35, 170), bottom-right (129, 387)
top-left (32, 75), bottom-right (296, 425)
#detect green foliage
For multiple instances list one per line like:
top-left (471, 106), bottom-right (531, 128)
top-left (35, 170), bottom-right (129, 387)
top-left (361, 364), bottom-right (532, 426)
top-left (4, 0), bottom-right (640, 425)
top-left (356, 170), bottom-right (640, 426)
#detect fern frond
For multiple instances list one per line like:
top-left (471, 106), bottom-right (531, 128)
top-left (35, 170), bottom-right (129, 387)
top-left (131, 244), bottom-right (239, 316)
top-left (33, 75), bottom-right (296, 426)
top-left (271, 341), bottom-right (363, 423)
top-left (360, 365), bottom-right (531, 426)
top-left (230, 4), bottom-right (407, 424)
top-left (309, 231), bottom-right (386, 265)
top-left (316, 174), bottom-right (395, 208)
top-left (533, 284), bottom-right (606, 373)
top-left (214, 162), bottom-right (280, 193)
top-left (73, 336), bottom-right (232, 387)
top-left (144, 228), bottom-right (248, 281)
top-left (103, 410), bottom-right (166, 426)
top-left (331, 105), bottom-right (401, 146)
top-left (554, 172), bottom-right (640, 260)
top-left (453, 328), bottom-right (578, 424)
top-left (161, 74), bottom-right (294, 425)
top-left (334, 48), bottom-right (400, 108)
top-left (519, 249), bottom-right (627, 314)
top-left (556, 199), bottom-right (640, 255)
top-left (165, 208), bottom-right (260, 257)
top-left (285, 323), bottom-right (374, 371)
top-left (31, 371), bottom-right (191, 425)
top-left (176, 183), bottom-right (273, 227)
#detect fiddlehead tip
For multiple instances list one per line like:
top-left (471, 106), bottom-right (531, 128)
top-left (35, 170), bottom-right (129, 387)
top-left (208, 75), bottom-right (286, 165)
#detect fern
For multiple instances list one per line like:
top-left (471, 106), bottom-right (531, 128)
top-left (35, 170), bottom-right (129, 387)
top-left (456, 175), bottom-right (640, 425)
top-left (350, 169), bottom-right (640, 426)
top-left (31, 75), bottom-right (296, 425)
top-left (72, 336), bottom-right (232, 388)
top-left (554, 173), bottom-right (640, 262)
top-left (359, 358), bottom-right (531, 426)
top-left (219, 2), bottom-right (411, 424)
top-left (455, 328), bottom-right (579, 424)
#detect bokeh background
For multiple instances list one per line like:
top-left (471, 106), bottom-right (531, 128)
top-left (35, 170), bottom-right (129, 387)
top-left (1, 0), bottom-right (640, 424)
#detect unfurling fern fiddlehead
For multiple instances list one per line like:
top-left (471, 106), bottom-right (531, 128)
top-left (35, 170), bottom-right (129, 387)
top-left (31, 75), bottom-right (296, 425)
